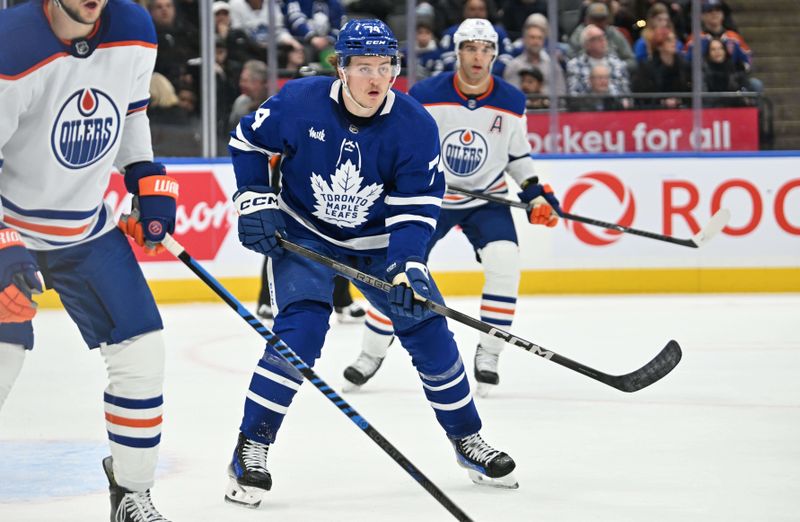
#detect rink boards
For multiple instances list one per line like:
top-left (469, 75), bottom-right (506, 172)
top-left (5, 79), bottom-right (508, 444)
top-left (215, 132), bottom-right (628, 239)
top-left (35, 152), bottom-right (800, 307)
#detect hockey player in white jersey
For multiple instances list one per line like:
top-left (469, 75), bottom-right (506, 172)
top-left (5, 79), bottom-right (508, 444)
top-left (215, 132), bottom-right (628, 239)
top-left (343, 18), bottom-right (562, 397)
top-left (0, 0), bottom-right (177, 520)
top-left (225, 19), bottom-right (518, 508)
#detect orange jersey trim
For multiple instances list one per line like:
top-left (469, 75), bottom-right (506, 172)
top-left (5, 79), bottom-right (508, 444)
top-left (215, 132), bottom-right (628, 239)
top-left (3, 215), bottom-right (90, 237)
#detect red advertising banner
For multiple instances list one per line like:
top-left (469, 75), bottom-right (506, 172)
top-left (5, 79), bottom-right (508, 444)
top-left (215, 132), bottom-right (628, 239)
top-left (526, 107), bottom-right (759, 153)
top-left (105, 171), bottom-right (233, 262)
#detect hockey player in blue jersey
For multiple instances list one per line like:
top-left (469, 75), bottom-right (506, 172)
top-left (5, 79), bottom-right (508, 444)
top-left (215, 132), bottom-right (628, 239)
top-left (0, 0), bottom-right (176, 520)
top-left (342, 19), bottom-right (562, 397)
top-left (225, 19), bottom-right (519, 508)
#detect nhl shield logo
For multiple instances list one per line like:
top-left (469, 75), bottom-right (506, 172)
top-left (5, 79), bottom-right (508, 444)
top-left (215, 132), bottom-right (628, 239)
top-left (441, 128), bottom-right (488, 177)
top-left (51, 88), bottom-right (120, 170)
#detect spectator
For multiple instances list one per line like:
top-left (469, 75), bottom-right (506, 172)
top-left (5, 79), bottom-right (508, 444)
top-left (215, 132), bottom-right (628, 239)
top-left (228, 0), bottom-right (304, 57)
top-left (341, 0), bottom-right (394, 23)
top-left (279, 45), bottom-right (309, 76)
top-left (148, 0), bottom-right (199, 88)
top-left (439, 0), bottom-right (515, 75)
top-left (401, 20), bottom-right (444, 79)
top-left (214, 1), bottom-right (266, 65)
top-left (568, 2), bottom-right (636, 72)
top-left (503, 21), bottom-right (566, 95)
top-left (282, 0), bottom-right (344, 61)
top-left (499, 0), bottom-right (548, 40)
top-left (518, 67), bottom-right (548, 109)
top-left (633, 2), bottom-right (684, 63)
top-left (570, 64), bottom-right (627, 111)
top-left (566, 24), bottom-right (630, 97)
top-left (703, 37), bottom-right (749, 107)
top-left (148, 72), bottom-right (191, 124)
top-left (633, 28), bottom-right (690, 108)
top-left (228, 60), bottom-right (270, 129)
top-left (685, 0), bottom-right (751, 71)
top-left (177, 87), bottom-right (198, 114)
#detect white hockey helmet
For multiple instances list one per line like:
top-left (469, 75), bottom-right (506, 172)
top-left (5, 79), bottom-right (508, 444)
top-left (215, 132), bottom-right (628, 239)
top-left (453, 18), bottom-right (498, 68)
top-left (454, 18), bottom-right (498, 51)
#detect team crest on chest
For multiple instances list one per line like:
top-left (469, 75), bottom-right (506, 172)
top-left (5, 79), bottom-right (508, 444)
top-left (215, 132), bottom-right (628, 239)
top-left (51, 88), bottom-right (120, 170)
top-left (310, 139), bottom-right (382, 228)
top-left (441, 128), bottom-right (488, 177)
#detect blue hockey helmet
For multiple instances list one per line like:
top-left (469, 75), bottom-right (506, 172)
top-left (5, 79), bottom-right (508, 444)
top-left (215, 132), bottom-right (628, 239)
top-left (335, 19), bottom-right (399, 69)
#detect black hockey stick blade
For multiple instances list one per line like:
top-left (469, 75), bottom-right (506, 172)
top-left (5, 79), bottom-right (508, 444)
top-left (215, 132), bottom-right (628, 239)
top-left (602, 340), bottom-right (683, 393)
top-left (279, 238), bottom-right (682, 392)
top-left (446, 185), bottom-right (730, 248)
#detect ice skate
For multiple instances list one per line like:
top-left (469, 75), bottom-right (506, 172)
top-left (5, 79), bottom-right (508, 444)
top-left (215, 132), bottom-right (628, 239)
top-left (256, 303), bottom-right (274, 320)
top-left (102, 456), bottom-right (170, 522)
top-left (474, 345), bottom-right (499, 398)
top-left (342, 351), bottom-right (384, 391)
top-left (452, 433), bottom-right (518, 489)
top-left (335, 303), bottom-right (366, 323)
top-left (225, 432), bottom-right (272, 509)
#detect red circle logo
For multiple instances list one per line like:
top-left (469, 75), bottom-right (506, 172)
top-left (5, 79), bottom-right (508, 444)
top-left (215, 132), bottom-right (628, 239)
top-left (562, 172), bottom-right (635, 246)
top-left (147, 220), bottom-right (164, 236)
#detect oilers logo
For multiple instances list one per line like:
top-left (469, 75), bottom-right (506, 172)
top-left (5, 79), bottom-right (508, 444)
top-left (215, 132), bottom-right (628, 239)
top-left (51, 88), bottom-right (120, 169)
top-left (441, 128), bottom-right (488, 177)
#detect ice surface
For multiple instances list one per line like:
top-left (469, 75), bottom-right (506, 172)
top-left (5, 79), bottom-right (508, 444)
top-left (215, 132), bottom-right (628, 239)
top-left (2, 294), bottom-right (799, 521)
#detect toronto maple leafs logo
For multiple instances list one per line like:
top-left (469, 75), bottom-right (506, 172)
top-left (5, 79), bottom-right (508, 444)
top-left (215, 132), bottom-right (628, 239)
top-left (310, 139), bottom-right (382, 228)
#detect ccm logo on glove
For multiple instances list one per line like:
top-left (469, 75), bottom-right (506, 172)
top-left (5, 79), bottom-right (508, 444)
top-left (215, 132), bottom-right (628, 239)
top-left (237, 192), bottom-right (279, 215)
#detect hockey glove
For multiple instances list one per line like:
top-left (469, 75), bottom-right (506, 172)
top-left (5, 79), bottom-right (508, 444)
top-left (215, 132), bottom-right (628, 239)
top-left (0, 227), bottom-right (43, 323)
top-left (518, 177), bottom-right (562, 227)
top-left (233, 185), bottom-right (287, 259)
top-left (120, 162), bottom-right (179, 255)
top-left (386, 258), bottom-right (431, 320)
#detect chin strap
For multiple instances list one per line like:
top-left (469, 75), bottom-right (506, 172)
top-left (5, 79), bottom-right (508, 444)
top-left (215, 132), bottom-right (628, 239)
top-left (52, 0), bottom-right (91, 25)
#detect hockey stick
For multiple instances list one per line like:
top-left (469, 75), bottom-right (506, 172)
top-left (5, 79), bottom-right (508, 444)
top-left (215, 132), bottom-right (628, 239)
top-left (279, 239), bottom-right (682, 393)
top-left (447, 185), bottom-right (730, 248)
top-left (160, 235), bottom-right (473, 522)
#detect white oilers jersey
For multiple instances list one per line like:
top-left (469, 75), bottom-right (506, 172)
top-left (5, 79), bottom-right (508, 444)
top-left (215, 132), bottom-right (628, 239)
top-left (0, 0), bottom-right (157, 250)
top-left (409, 72), bottom-right (535, 209)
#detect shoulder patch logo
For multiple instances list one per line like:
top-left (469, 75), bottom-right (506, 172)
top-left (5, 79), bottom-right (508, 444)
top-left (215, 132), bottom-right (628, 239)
top-left (441, 128), bottom-right (488, 177)
top-left (51, 88), bottom-right (120, 170)
top-left (310, 139), bottom-right (382, 228)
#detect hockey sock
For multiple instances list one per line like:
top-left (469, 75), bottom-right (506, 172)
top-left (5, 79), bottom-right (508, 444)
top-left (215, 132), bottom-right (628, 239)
top-left (101, 330), bottom-right (165, 492)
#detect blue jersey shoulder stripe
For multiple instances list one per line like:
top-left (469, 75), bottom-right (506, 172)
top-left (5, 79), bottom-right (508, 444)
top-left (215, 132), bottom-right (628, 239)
top-left (0, 0), bottom-right (155, 79)
top-left (127, 97), bottom-right (150, 114)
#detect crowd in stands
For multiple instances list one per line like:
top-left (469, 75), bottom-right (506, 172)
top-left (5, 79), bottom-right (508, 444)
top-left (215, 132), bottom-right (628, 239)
top-left (132, 0), bottom-right (761, 154)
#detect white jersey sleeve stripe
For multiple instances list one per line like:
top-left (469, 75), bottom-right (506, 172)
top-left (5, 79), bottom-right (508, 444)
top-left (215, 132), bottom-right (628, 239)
top-left (385, 214), bottom-right (437, 229)
top-left (384, 195), bottom-right (442, 207)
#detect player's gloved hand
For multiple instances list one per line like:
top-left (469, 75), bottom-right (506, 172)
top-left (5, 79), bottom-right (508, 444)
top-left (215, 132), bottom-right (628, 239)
top-left (518, 176), bottom-right (562, 227)
top-left (0, 227), bottom-right (43, 323)
top-left (233, 185), bottom-right (286, 259)
top-left (120, 162), bottom-right (179, 255)
top-left (386, 257), bottom-right (431, 319)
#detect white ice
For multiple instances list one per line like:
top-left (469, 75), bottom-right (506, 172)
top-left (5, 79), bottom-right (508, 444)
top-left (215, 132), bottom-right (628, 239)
top-left (1, 294), bottom-right (799, 522)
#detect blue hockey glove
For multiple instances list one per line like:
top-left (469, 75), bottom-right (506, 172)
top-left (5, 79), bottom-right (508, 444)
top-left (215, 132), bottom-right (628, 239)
top-left (386, 257), bottom-right (431, 320)
top-left (120, 162), bottom-right (179, 254)
top-left (0, 226), bottom-right (43, 323)
top-left (233, 185), bottom-right (286, 258)
top-left (518, 176), bottom-right (562, 227)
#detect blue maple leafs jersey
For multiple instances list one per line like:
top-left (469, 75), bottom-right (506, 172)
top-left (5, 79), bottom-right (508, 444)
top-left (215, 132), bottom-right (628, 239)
top-left (229, 76), bottom-right (445, 267)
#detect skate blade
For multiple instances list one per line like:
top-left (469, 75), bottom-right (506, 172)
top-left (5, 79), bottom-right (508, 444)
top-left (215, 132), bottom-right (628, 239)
top-left (475, 382), bottom-right (496, 398)
top-left (467, 469), bottom-right (519, 490)
top-left (225, 478), bottom-right (267, 508)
